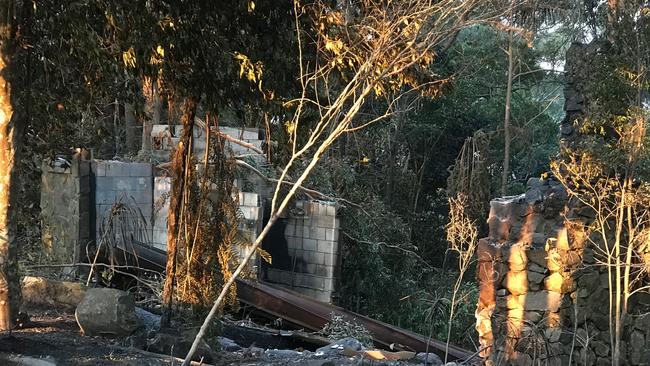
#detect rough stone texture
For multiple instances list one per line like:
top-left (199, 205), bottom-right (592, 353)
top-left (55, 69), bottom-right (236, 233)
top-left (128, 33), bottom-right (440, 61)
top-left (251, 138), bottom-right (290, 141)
top-left (560, 41), bottom-right (619, 152)
top-left (476, 178), bottom-right (650, 366)
top-left (265, 200), bottom-right (340, 303)
top-left (40, 157), bottom-right (91, 273)
top-left (476, 40), bottom-right (650, 366)
top-left (415, 352), bottom-right (443, 365)
top-left (134, 307), bottom-right (160, 332)
top-left (75, 288), bottom-right (141, 336)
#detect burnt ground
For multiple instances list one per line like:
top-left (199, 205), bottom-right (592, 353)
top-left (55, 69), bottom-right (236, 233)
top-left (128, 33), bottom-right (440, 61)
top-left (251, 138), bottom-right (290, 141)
top-left (0, 309), bottom-right (360, 366)
top-left (0, 310), bottom-right (245, 366)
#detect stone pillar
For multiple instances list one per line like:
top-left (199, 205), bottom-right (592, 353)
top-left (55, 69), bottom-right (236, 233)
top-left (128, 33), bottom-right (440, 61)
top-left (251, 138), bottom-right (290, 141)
top-left (560, 40), bottom-right (631, 153)
top-left (476, 178), bottom-right (650, 365)
top-left (40, 156), bottom-right (92, 274)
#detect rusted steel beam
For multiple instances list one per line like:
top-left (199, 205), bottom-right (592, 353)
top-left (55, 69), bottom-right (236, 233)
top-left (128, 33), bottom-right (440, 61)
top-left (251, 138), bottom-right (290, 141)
top-left (236, 280), bottom-right (476, 362)
top-left (117, 243), bottom-right (476, 363)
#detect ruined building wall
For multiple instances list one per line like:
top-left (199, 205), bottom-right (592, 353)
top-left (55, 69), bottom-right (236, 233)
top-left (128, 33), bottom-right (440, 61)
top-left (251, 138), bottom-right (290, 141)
top-left (476, 41), bottom-right (650, 365)
top-left (476, 178), bottom-right (650, 365)
top-left (263, 200), bottom-right (340, 303)
top-left (40, 157), bottom-right (91, 272)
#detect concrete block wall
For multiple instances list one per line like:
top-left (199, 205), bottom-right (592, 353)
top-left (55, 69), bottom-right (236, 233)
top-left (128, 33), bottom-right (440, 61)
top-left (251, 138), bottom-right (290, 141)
top-left (91, 161), bottom-right (153, 244)
top-left (150, 180), bottom-right (263, 273)
top-left (237, 192), bottom-right (263, 271)
top-left (40, 157), bottom-right (92, 272)
top-left (151, 124), bottom-right (264, 163)
top-left (265, 200), bottom-right (340, 303)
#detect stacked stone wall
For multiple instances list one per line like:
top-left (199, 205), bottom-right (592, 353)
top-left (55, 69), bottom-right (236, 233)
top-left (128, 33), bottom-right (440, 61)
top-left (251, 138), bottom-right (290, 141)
top-left (40, 157), bottom-right (92, 272)
top-left (476, 178), bottom-right (650, 366)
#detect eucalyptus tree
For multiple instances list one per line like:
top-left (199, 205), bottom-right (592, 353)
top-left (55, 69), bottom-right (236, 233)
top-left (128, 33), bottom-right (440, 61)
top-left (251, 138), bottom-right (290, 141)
top-left (0, 0), bottom-right (31, 331)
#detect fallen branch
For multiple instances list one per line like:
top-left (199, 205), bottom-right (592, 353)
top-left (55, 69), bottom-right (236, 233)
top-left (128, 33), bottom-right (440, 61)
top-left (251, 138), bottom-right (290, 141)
top-left (194, 116), bottom-right (265, 155)
top-left (26, 263), bottom-right (163, 294)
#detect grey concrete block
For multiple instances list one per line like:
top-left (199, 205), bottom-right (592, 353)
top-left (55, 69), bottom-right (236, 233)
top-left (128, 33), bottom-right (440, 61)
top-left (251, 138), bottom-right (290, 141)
top-left (316, 265), bottom-right (333, 278)
top-left (302, 225), bottom-right (310, 238)
top-left (104, 162), bottom-right (125, 177)
top-left (154, 217), bottom-right (168, 228)
top-left (244, 192), bottom-right (258, 207)
top-left (153, 243), bottom-right (167, 251)
top-left (128, 163), bottom-right (153, 177)
top-left (325, 229), bottom-right (337, 241)
top-left (311, 227), bottom-right (326, 240)
top-left (317, 240), bottom-right (333, 253)
top-left (317, 204), bottom-right (328, 216)
top-left (133, 177), bottom-right (152, 191)
top-left (279, 270), bottom-right (293, 285)
top-left (154, 177), bottom-right (172, 192)
top-left (326, 205), bottom-right (336, 217)
top-left (114, 177), bottom-right (134, 191)
top-left (96, 204), bottom-right (114, 221)
top-left (134, 192), bottom-right (154, 205)
top-left (304, 263), bottom-right (316, 275)
top-left (286, 236), bottom-right (298, 250)
top-left (92, 161), bottom-right (106, 176)
top-left (323, 278), bottom-right (335, 292)
top-left (314, 215), bottom-right (337, 228)
top-left (95, 177), bottom-right (113, 192)
top-left (152, 230), bottom-right (167, 245)
top-left (302, 239), bottom-right (317, 251)
top-left (95, 190), bottom-right (113, 205)
top-left (314, 291), bottom-right (331, 303)
top-left (323, 252), bottom-right (337, 266)
top-left (311, 252), bottom-right (325, 265)
top-left (250, 206), bottom-right (260, 220)
top-left (297, 274), bottom-right (324, 290)
top-left (285, 224), bottom-right (295, 237)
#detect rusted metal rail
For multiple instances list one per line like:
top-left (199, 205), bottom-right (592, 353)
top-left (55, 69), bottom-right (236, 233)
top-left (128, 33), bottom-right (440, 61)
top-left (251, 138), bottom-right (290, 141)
top-left (236, 280), bottom-right (475, 362)
top-left (114, 242), bottom-right (477, 363)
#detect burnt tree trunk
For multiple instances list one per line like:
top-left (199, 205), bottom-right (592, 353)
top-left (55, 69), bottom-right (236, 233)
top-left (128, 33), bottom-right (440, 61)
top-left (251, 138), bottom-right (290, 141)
top-left (140, 77), bottom-right (160, 157)
top-left (161, 97), bottom-right (197, 327)
top-left (0, 0), bottom-right (24, 331)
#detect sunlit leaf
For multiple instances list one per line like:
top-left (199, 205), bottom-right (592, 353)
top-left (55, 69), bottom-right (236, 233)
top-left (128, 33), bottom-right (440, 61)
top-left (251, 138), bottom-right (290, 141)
top-left (122, 47), bottom-right (137, 68)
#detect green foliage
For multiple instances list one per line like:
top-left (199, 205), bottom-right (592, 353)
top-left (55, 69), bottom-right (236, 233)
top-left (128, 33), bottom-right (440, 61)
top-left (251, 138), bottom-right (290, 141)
top-left (301, 23), bottom-right (564, 348)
